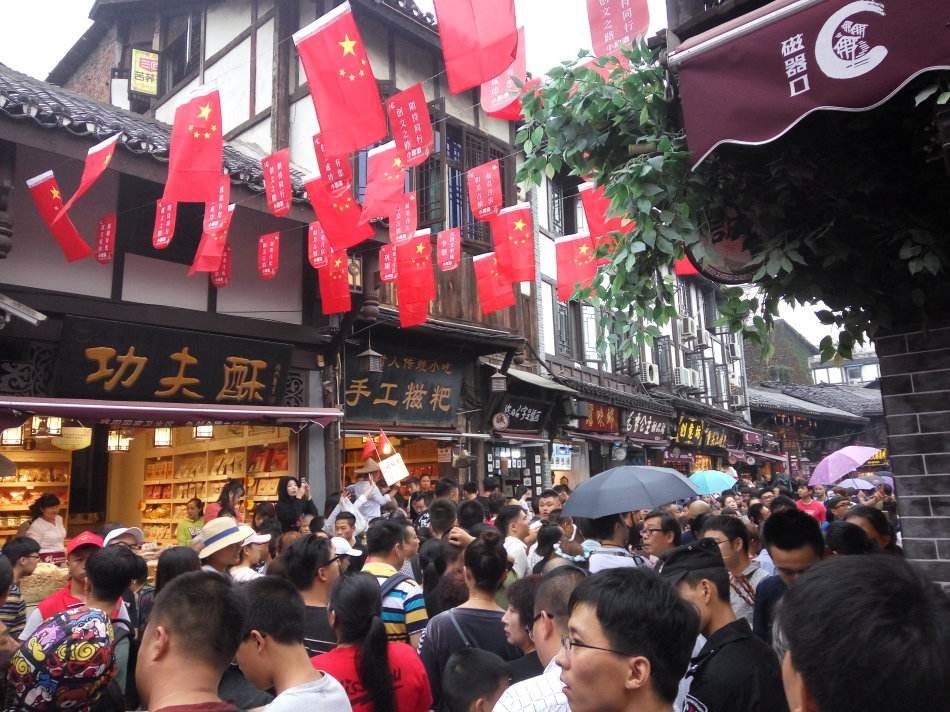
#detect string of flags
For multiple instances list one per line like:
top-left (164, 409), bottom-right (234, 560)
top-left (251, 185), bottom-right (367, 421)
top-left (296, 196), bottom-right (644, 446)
top-left (25, 0), bottom-right (651, 323)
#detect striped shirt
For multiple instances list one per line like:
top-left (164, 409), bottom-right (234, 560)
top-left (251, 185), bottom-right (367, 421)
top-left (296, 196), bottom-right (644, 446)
top-left (0, 583), bottom-right (25, 637)
top-left (361, 561), bottom-right (428, 644)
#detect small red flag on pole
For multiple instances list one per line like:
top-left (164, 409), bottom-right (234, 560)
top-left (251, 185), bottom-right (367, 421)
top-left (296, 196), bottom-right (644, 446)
top-left (396, 230), bottom-right (436, 305)
top-left (26, 171), bottom-right (92, 262)
top-left (433, 0), bottom-right (518, 95)
top-left (162, 88), bottom-right (224, 204)
top-left (262, 149), bottom-right (292, 217)
top-left (55, 133), bottom-right (121, 222)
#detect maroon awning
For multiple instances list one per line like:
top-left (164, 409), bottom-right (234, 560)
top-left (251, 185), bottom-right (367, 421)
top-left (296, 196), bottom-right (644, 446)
top-left (0, 395), bottom-right (343, 428)
top-left (669, 0), bottom-right (950, 166)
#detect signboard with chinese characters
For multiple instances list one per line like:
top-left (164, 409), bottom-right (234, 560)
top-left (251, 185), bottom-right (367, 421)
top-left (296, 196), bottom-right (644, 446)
top-left (579, 402), bottom-right (620, 433)
top-left (343, 351), bottom-right (463, 427)
top-left (54, 317), bottom-right (291, 405)
top-left (866, 448), bottom-right (888, 467)
top-left (673, 416), bottom-right (704, 447)
top-left (130, 48), bottom-right (159, 96)
top-left (497, 396), bottom-right (549, 433)
top-left (743, 431), bottom-right (764, 449)
top-left (703, 424), bottom-right (730, 449)
top-left (625, 410), bottom-right (670, 441)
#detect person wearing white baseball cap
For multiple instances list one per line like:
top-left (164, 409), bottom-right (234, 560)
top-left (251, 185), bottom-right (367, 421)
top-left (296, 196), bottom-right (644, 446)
top-left (103, 526), bottom-right (145, 549)
top-left (231, 532), bottom-right (273, 583)
top-left (330, 537), bottom-right (362, 559)
top-left (198, 517), bottom-right (255, 576)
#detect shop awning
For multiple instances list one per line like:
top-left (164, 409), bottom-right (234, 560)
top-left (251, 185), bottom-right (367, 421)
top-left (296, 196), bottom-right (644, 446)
top-left (0, 395), bottom-right (343, 428)
top-left (502, 367), bottom-right (578, 394)
top-left (748, 450), bottom-right (789, 464)
top-left (668, 0), bottom-right (950, 166)
top-left (567, 431), bottom-right (625, 444)
top-left (344, 428), bottom-right (491, 440)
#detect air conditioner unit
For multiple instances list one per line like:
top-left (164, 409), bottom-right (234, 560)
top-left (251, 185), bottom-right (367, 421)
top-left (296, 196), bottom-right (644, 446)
top-left (695, 330), bottom-right (712, 349)
top-left (687, 368), bottom-right (702, 390)
top-left (727, 342), bottom-right (741, 361)
top-left (729, 394), bottom-right (745, 410)
top-left (673, 367), bottom-right (693, 388)
top-left (641, 362), bottom-right (660, 386)
top-left (680, 316), bottom-right (698, 340)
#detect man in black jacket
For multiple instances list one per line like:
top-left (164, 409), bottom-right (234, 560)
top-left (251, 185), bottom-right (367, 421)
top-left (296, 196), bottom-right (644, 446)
top-left (659, 539), bottom-right (789, 712)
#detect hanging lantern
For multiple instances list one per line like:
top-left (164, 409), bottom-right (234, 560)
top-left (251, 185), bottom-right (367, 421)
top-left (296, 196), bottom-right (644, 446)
top-left (107, 429), bottom-right (132, 453)
top-left (31, 416), bottom-right (62, 438)
top-left (193, 424), bottom-right (214, 440)
top-left (1, 427), bottom-right (23, 446)
top-left (357, 331), bottom-right (384, 374)
top-left (491, 370), bottom-right (508, 393)
top-left (153, 427), bottom-right (173, 448)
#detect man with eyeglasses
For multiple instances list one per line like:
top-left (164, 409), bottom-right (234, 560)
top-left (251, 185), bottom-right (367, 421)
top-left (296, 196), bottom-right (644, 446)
top-left (555, 568), bottom-right (698, 712)
top-left (658, 540), bottom-right (789, 712)
top-left (0, 535), bottom-right (41, 637)
top-left (641, 509), bottom-right (681, 562)
top-left (494, 567), bottom-right (586, 712)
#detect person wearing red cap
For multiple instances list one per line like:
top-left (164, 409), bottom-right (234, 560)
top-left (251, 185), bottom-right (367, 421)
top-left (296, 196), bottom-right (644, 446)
top-left (18, 531), bottom-right (131, 642)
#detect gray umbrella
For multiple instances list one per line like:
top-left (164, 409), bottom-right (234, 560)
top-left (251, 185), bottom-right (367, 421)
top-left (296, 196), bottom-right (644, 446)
top-left (562, 466), bottom-right (701, 519)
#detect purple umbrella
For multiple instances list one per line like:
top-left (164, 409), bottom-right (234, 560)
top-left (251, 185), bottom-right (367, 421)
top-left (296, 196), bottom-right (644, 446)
top-left (859, 473), bottom-right (894, 488)
top-left (808, 446), bottom-right (881, 486)
top-left (837, 478), bottom-right (875, 491)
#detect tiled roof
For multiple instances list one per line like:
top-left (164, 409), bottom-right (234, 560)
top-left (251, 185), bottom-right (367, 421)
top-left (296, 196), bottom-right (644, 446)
top-left (557, 377), bottom-right (675, 417)
top-left (0, 63), bottom-right (307, 200)
top-left (380, 0), bottom-right (437, 28)
top-left (747, 386), bottom-right (867, 423)
top-left (781, 383), bottom-right (883, 418)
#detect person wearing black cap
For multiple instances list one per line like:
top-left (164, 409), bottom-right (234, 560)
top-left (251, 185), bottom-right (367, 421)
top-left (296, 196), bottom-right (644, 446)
top-left (658, 539), bottom-right (788, 712)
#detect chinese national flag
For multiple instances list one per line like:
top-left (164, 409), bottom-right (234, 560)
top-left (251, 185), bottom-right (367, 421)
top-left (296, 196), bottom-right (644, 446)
top-left (433, 0), bottom-right (518, 95)
top-left (294, 4), bottom-right (387, 156)
top-left (55, 133), bottom-right (121, 222)
top-left (95, 213), bottom-right (116, 265)
top-left (586, 0), bottom-right (649, 58)
top-left (26, 171), bottom-right (92, 262)
top-left (674, 257), bottom-right (700, 276)
top-left (304, 173), bottom-right (373, 251)
top-left (162, 88), bottom-right (224, 204)
top-left (467, 160), bottom-right (503, 221)
top-left (556, 233), bottom-right (598, 301)
top-left (473, 252), bottom-right (515, 315)
top-left (386, 84), bottom-right (434, 167)
top-left (360, 141), bottom-right (406, 221)
top-left (579, 181), bottom-right (633, 259)
top-left (398, 298), bottom-right (429, 328)
top-left (262, 149), bottom-right (292, 217)
top-left (189, 204), bottom-right (234, 275)
top-left (152, 199), bottom-right (177, 249)
top-left (396, 231), bottom-right (436, 305)
top-left (318, 252), bottom-right (352, 315)
top-left (481, 28), bottom-right (526, 121)
top-left (492, 203), bottom-right (534, 282)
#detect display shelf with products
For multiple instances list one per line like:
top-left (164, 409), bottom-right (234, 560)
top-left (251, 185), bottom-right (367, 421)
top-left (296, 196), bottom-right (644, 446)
top-left (342, 436), bottom-right (440, 483)
top-left (0, 449), bottom-right (71, 535)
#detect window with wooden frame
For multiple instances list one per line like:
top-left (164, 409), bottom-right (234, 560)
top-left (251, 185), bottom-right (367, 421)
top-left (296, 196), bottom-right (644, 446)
top-left (160, 10), bottom-right (202, 97)
top-left (546, 174), bottom-right (582, 237)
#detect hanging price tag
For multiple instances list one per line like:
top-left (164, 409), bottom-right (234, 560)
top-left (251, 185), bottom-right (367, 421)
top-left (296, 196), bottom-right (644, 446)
top-left (95, 213), bottom-right (116, 264)
top-left (262, 148), bottom-right (292, 217)
top-left (152, 199), bottom-right (176, 249)
top-left (437, 227), bottom-right (461, 271)
top-left (258, 232), bottom-right (280, 280)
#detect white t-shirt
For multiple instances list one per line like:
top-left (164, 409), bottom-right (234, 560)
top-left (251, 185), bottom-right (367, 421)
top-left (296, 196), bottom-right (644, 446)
top-left (25, 516), bottom-right (66, 553)
top-left (264, 671), bottom-right (352, 711)
top-left (505, 536), bottom-right (529, 578)
top-left (230, 566), bottom-right (263, 583)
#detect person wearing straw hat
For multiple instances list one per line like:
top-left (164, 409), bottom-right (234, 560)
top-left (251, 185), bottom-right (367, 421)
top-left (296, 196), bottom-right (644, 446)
top-left (198, 517), bottom-right (255, 576)
top-left (347, 459), bottom-right (392, 522)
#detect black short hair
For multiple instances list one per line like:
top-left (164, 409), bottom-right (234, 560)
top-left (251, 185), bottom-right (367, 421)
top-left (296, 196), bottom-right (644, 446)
top-left (335, 511), bottom-right (356, 526)
top-left (586, 513), bottom-right (626, 541)
top-left (435, 478), bottom-right (460, 498)
top-left (85, 545), bottom-right (139, 601)
top-left (824, 521), bottom-right (878, 556)
top-left (2, 536), bottom-right (40, 566)
top-left (150, 571), bottom-right (244, 672)
top-left (0, 557), bottom-right (12, 600)
top-left (458, 499), bottom-right (486, 531)
top-left (155, 546), bottom-right (200, 592)
top-left (770, 495), bottom-right (797, 513)
top-left (553, 484), bottom-right (572, 495)
top-left (644, 509), bottom-right (682, 546)
top-left (539, 489), bottom-right (559, 501)
top-left (777, 555), bottom-right (950, 712)
top-left (844, 506), bottom-right (898, 552)
top-left (131, 553), bottom-right (149, 584)
top-left (428, 498), bottom-right (458, 534)
top-left (748, 502), bottom-right (768, 525)
top-left (487, 491), bottom-right (506, 516)
top-left (366, 520), bottom-right (405, 556)
top-left (536, 566), bottom-right (587, 631)
top-left (762, 508), bottom-right (824, 557)
top-left (495, 505), bottom-right (525, 537)
top-left (280, 534), bottom-right (333, 590)
top-left (441, 649), bottom-right (510, 712)
top-left (507, 574), bottom-right (542, 634)
top-left (701, 515), bottom-right (750, 554)
top-left (570, 568), bottom-right (698, 704)
top-left (462, 481), bottom-right (479, 495)
top-left (483, 477), bottom-right (501, 493)
top-left (239, 576), bottom-right (305, 645)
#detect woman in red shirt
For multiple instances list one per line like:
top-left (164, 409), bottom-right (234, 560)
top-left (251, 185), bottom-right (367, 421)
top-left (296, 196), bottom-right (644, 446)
top-left (312, 572), bottom-right (432, 712)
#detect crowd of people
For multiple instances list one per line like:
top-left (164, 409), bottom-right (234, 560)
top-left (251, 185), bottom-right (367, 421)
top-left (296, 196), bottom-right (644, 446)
top-left (0, 466), bottom-right (945, 712)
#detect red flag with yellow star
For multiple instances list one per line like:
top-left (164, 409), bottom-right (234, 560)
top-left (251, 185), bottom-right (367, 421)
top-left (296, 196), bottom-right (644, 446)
top-left (189, 204), bottom-right (234, 276)
top-left (473, 252), bottom-right (515, 315)
top-left (433, 0), bottom-right (518, 95)
top-left (318, 251), bottom-right (352, 315)
top-left (293, 3), bottom-right (387, 156)
top-left (304, 173), bottom-right (373, 252)
top-left (360, 141), bottom-right (407, 222)
top-left (55, 133), bottom-right (121, 223)
top-left (481, 28), bottom-right (526, 121)
top-left (162, 88), bottom-right (224, 204)
top-left (399, 299), bottom-right (429, 328)
top-left (556, 233), bottom-right (598, 301)
top-left (492, 202), bottom-right (534, 282)
top-left (579, 181), bottom-right (634, 259)
top-left (26, 171), bottom-right (91, 262)
top-left (396, 230), bottom-right (436, 305)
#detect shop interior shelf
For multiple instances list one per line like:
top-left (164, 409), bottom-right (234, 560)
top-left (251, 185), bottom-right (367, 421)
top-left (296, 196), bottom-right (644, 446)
top-left (144, 499), bottom-right (173, 504)
top-left (0, 481), bottom-right (69, 488)
top-left (251, 495), bottom-right (278, 502)
top-left (142, 518), bottom-right (176, 524)
top-left (247, 470), bottom-right (290, 478)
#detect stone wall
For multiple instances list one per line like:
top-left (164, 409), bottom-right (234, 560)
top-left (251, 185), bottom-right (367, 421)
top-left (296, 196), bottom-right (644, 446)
top-left (61, 25), bottom-right (117, 104)
top-left (877, 324), bottom-right (950, 587)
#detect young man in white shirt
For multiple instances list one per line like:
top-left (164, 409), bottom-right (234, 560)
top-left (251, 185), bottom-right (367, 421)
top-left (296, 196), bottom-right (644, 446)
top-left (701, 515), bottom-right (770, 625)
top-left (496, 505), bottom-right (530, 578)
top-left (236, 576), bottom-right (351, 711)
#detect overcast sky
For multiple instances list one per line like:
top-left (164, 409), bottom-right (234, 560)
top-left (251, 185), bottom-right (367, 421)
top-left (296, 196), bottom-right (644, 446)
top-left (0, 0), bottom-right (833, 348)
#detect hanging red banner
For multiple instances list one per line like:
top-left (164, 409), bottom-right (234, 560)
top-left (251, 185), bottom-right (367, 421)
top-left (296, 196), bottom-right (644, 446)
top-left (318, 252), bottom-right (352, 315)
top-left (481, 28), bottom-right (527, 121)
top-left (473, 251), bottom-right (515, 315)
top-left (386, 83), bottom-right (433, 167)
top-left (391, 193), bottom-right (417, 244)
top-left (398, 299), bottom-right (429, 328)
top-left (436, 228), bottom-right (461, 271)
top-left (379, 243), bottom-right (398, 283)
top-left (396, 230), bottom-right (436, 305)
top-left (258, 232), bottom-right (280, 280)
top-left (492, 202), bottom-right (534, 283)
top-left (211, 244), bottom-right (232, 288)
top-left (203, 176), bottom-right (231, 233)
top-left (26, 171), bottom-right (91, 262)
top-left (162, 88), bottom-right (224, 204)
top-left (152, 199), bottom-right (177, 249)
top-left (55, 133), bottom-right (121, 223)
top-left (467, 160), bottom-right (502, 221)
top-left (312, 133), bottom-right (352, 193)
top-left (433, 0), bottom-right (518, 95)
top-left (556, 233), bottom-right (597, 301)
top-left (578, 180), bottom-right (633, 260)
top-left (361, 141), bottom-right (406, 221)
top-left (308, 222), bottom-right (330, 269)
top-left (262, 148), bottom-right (292, 217)
top-left (586, 0), bottom-right (649, 59)
top-left (189, 204), bottom-right (234, 276)
top-left (303, 173), bottom-right (374, 251)
top-left (95, 213), bottom-right (116, 265)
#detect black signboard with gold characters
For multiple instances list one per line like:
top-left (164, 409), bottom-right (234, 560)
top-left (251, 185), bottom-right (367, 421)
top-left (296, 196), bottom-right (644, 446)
top-left (54, 317), bottom-right (292, 405)
top-left (343, 351), bottom-right (464, 427)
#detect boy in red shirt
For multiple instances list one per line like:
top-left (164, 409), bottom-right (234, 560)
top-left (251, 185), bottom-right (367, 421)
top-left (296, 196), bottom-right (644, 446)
top-left (795, 485), bottom-right (827, 523)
